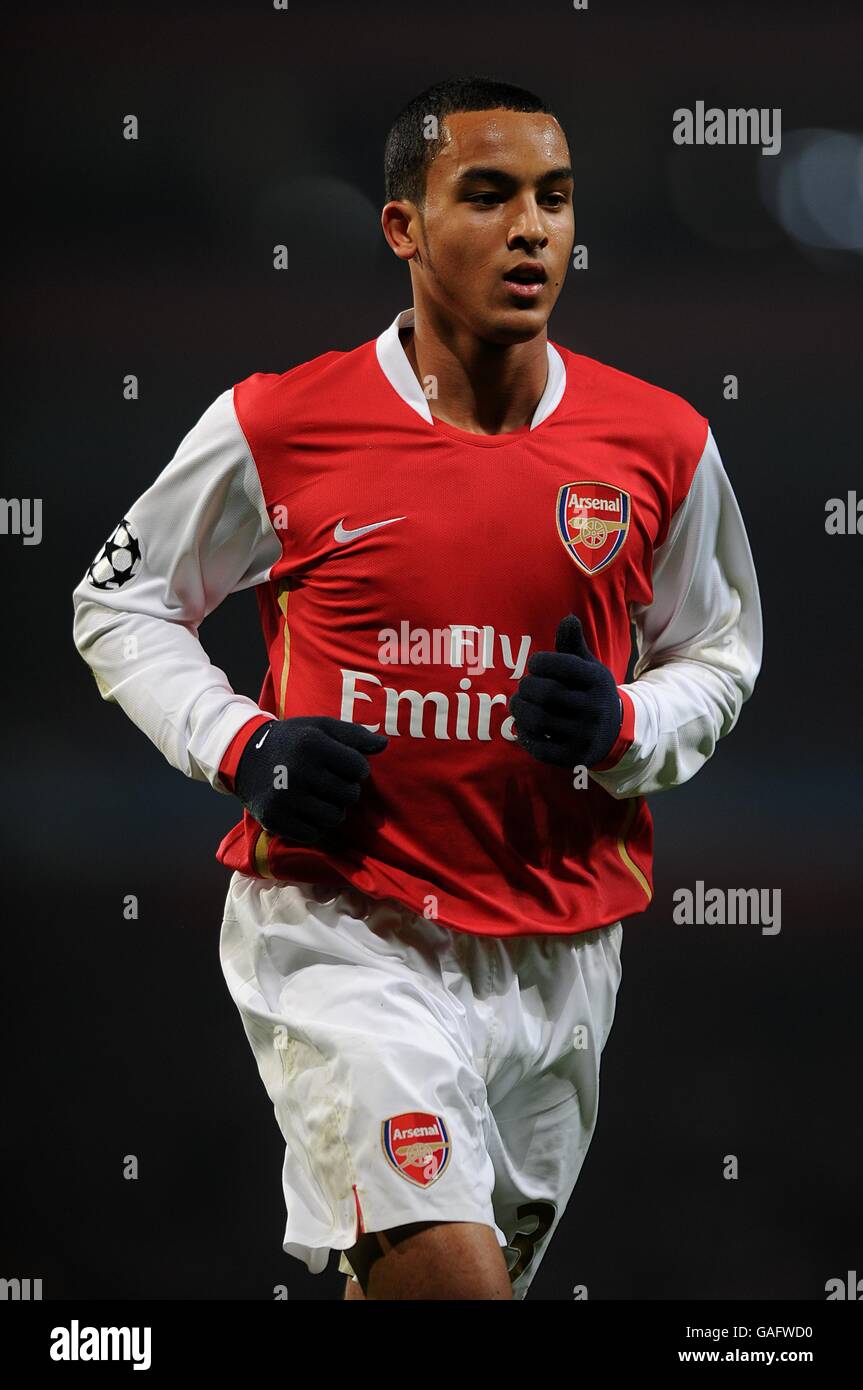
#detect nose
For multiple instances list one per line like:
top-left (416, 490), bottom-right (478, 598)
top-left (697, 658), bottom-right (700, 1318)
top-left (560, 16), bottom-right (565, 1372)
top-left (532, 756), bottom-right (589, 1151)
top-left (507, 197), bottom-right (548, 251)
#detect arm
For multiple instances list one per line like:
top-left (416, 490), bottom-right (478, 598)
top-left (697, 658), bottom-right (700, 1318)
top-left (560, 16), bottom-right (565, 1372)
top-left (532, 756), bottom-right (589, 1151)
top-left (71, 388), bottom-right (283, 793)
top-left (589, 425), bottom-right (763, 798)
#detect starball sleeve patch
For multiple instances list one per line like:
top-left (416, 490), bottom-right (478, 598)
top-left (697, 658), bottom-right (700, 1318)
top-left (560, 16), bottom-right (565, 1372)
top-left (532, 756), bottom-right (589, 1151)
top-left (87, 517), bottom-right (143, 590)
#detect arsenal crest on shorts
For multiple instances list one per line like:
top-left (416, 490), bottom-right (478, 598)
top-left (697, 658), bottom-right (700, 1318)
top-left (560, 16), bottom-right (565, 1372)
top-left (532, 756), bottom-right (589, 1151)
top-left (556, 481), bottom-right (631, 576)
top-left (381, 1111), bottom-right (451, 1188)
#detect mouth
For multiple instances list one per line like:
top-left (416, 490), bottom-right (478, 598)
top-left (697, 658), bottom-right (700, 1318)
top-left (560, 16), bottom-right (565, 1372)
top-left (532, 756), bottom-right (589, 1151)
top-left (501, 262), bottom-right (548, 300)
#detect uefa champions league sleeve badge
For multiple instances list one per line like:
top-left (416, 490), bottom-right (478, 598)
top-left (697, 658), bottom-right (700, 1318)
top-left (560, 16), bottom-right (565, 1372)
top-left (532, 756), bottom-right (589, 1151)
top-left (86, 517), bottom-right (143, 590)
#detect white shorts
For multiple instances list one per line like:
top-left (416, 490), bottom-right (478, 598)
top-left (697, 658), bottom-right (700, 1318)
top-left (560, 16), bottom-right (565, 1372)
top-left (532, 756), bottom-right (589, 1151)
top-left (218, 870), bottom-right (623, 1299)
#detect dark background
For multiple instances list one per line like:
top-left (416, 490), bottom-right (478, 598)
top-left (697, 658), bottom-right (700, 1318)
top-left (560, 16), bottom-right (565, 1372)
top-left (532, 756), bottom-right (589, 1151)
top-left (2, 0), bottom-right (861, 1299)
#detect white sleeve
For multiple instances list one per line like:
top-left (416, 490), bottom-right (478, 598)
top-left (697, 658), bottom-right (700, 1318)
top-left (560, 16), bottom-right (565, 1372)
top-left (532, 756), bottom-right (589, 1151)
top-left (71, 387), bottom-right (283, 793)
top-left (589, 426), bottom-right (763, 799)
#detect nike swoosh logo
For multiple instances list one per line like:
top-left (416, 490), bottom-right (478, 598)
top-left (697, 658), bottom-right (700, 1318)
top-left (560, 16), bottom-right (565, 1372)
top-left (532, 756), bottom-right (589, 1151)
top-left (334, 516), bottom-right (406, 544)
top-left (254, 727), bottom-right (272, 749)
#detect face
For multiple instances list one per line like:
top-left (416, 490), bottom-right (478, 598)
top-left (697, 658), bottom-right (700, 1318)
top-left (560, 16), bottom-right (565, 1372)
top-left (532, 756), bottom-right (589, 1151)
top-left (386, 108), bottom-right (575, 345)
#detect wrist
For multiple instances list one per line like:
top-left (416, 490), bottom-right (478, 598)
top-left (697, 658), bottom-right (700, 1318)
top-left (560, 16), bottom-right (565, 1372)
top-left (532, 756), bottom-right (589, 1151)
top-left (593, 687), bottom-right (636, 770)
top-left (219, 714), bottom-right (276, 796)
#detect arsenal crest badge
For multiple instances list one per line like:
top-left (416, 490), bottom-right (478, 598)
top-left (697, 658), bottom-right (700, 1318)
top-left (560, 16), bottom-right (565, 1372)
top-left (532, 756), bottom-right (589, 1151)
top-left (381, 1111), bottom-right (451, 1188)
top-left (556, 481), bottom-right (630, 576)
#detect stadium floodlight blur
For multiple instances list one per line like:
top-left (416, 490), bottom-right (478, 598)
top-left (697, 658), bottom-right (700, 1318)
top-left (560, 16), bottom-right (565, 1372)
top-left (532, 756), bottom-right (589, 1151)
top-left (759, 128), bottom-right (863, 255)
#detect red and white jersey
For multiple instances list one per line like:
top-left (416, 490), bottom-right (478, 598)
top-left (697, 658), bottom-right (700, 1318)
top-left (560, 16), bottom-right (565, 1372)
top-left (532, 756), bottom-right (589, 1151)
top-left (72, 307), bottom-right (762, 937)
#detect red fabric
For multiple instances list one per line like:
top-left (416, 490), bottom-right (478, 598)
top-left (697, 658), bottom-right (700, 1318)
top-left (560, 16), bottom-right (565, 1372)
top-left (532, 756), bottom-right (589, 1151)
top-left (218, 714), bottom-right (275, 795)
top-left (593, 686), bottom-right (637, 771)
top-left (352, 1184), bottom-right (365, 1237)
top-left (215, 336), bottom-right (705, 937)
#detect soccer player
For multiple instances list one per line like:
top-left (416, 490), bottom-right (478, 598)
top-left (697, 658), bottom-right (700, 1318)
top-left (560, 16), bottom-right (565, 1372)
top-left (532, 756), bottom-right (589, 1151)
top-left (72, 75), bottom-right (762, 1300)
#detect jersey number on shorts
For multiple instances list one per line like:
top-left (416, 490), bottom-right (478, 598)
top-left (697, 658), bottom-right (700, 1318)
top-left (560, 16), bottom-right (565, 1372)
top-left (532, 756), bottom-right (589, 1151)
top-left (504, 1200), bottom-right (556, 1284)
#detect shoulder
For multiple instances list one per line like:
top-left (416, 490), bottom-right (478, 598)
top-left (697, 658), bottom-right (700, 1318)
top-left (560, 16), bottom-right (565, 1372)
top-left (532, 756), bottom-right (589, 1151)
top-left (554, 344), bottom-right (709, 454)
top-left (231, 339), bottom-right (374, 437)
top-left (552, 343), bottom-right (711, 517)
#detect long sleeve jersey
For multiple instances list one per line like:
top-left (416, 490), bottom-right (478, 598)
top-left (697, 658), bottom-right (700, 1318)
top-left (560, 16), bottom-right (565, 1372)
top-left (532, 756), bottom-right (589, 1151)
top-left (72, 307), bottom-right (763, 937)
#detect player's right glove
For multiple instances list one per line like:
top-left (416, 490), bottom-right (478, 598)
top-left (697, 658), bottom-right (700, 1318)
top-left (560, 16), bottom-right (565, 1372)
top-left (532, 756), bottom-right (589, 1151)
top-left (233, 715), bottom-right (389, 844)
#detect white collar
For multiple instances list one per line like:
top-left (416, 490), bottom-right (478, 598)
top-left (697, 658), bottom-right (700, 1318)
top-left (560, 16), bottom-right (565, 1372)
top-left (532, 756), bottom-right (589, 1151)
top-left (375, 307), bottom-right (566, 429)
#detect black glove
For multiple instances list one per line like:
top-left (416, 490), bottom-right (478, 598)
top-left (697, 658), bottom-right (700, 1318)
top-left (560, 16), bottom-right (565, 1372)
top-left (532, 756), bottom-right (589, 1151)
top-left (233, 716), bottom-right (388, 843)
top-left (508, 614), bottom-right (623, 768)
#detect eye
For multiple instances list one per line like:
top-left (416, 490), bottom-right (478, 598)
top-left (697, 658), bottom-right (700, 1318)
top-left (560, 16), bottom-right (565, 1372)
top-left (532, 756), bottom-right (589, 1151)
top-left (468, 192), bottom-right (569, 209)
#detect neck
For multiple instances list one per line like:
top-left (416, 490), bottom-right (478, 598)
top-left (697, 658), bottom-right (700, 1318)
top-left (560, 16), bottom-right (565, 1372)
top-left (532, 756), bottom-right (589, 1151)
top-left (400, 304), bottom-right (549, 435)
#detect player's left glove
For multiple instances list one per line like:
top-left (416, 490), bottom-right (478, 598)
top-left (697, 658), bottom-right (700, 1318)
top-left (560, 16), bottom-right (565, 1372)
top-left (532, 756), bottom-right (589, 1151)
top-left (508, 613), bottom-right (623, 768)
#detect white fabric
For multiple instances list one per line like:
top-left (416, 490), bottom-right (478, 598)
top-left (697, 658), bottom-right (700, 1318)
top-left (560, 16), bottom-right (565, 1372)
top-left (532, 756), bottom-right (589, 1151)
top-left (71, 389), bottom-right (282, 791)
top-left (590, 425), bottom-right (763, 797)
top-left (218, 870), bottom-right (623, 1297)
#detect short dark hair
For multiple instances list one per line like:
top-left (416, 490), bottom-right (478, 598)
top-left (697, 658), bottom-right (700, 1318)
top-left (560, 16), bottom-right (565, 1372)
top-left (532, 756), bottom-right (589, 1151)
top-left (384, 75), bottom-right (560, 209)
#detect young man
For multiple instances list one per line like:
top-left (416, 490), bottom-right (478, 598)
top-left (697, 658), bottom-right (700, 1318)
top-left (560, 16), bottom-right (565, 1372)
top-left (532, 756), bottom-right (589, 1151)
top-left (72, 76), bottom-right (762, 1300)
